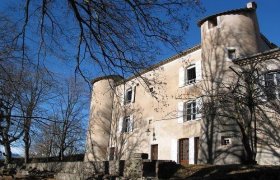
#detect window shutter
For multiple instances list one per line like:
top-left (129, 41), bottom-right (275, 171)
top-left (171, 139), bottom-right (178, 163)
top-left (259, 75), bottom-right (266, 102)
top-left (177, 102), bottom-right (184, 123)
top-left (189, 137), bottom-right (195, 164)
top-left (179, 67), bottom-right (185, 87)
top-left (196, 60), bottom-right (202, 81)
top-left (118, 117), bottom-right (123, 133)
top-left (196, 97), bottom-right (202, 119)
top-left (129, 115), bottom-right (134, 132)
top-left (121, 91), bottom-right (125, 106)
top-left (131, 86), bottom-right (136, 103)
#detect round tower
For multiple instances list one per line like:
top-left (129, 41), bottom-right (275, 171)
top-left (197, 2), bottom-right (262, 164)
top-left (85, 75), bottom-right (123, 162)
top-left (199, 2), bottom-right (261, 72)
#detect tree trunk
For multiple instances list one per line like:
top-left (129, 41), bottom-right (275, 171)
top-left (59, 149), bottom-right (64, 161)
top-left (23, 135), bottom-right (30, 164)
top-left (206, 116), bottom-right (214, 164)
top-left (47, 139), bottom-right (53, 157)
top-left (23, 117), bottom-right (31, 164)
top-left (242, 133), bottom-right (256, 164)
top-left (4, 142), bottom-right (12, 164)
top-left (205, 100), bottom-right (216, 164)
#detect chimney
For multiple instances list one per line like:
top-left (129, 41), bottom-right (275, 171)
top-left (247, 2), bottom-right (257, 9)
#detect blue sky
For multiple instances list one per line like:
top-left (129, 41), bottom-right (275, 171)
top-left (182, 0), bottom-right (279, 51)
top-left (2, 1), bottom-right (277, 79)
top-left (57, 0), bottom-right (280, 78)
top-left (122, 0), bottom-right (279, 75)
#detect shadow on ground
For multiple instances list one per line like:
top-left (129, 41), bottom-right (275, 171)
top-left (170, 164), bottom-right (280, 180)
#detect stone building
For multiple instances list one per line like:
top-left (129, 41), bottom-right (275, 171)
top-left (85, 2), bottom-right (280, 165)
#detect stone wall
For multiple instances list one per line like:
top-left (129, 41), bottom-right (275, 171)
top-left (26, 159), bottom-right (178, 179)
top-left (26, 161), bottom-right (106, 179)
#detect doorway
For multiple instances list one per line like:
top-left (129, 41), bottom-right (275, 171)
top-left (151, 144), bottom-right (158, 160)
top-left (179, 138), bottom-right (189, 165)
top-left (109, 147), bottom-right (115, 161)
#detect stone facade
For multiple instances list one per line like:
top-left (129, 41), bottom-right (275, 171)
top-left (85, 2), bottom-right (280, 165)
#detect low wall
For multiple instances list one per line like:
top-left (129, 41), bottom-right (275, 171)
top-left (27, 161), bottom-right (106, 173)
top-left (26, 159), bottom-right (178, 179)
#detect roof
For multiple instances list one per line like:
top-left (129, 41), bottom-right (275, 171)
top-left (117, 44), bottom-right (201, 85)
top-left (91, 75), bottom-right (123, 84)
top-left (91, 44), bottom-right (201, 85)
top-left (233, 48), bottom-right (280, 66)
top-left (260, 33), bottom-right (278, 49)
top-left (197, 7), bottom-right (255, 26)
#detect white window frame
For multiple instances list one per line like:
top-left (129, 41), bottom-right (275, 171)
top-left (122, 86), bottom-right (136, 105)
top-left (185, 65), bottom-right (196, 85)
top-left (221, 136), bottom-right (232, 146)
top-left (124, 88), bottom-right (132, 104)
top-left (263, 71), bottom-right (280, 100)
top-left (181, 98), bottom-right (202, 122)
top-left (179, 61), bottom-right (202, 88)
top-left (122, 116), bottom-right (133, 133)
top-left (184, 100), bottom-right (197, 121)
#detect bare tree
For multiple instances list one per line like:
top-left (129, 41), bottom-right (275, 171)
top-left (0, 16), bottom-right (27, 163)
top-left (32, 78), bottom-right (87, 160)
top-left (214, 55), bottom-right (280, 164)
top-left (0, 64), bottom-right (23, 164)
top-left (10, 0), bottom-right (203, 79)
top-left (17, 66), bottom-right (54, 163)
top-left (0, 15), bottom-right (18, 62)
top-left (31, 119), bottom-right (56, 157)
top-left (217, 64), bottom-right (262, 164)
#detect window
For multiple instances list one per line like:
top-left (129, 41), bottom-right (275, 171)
top-left (208, 17), bottom-right (218, 29)
top-left (185, 66), bottom-right (196, 85)
top-left (109, 147), bottom-right (115, 161)
top-left (125, 88), bottom-right (132, 104)
top-left (179, 61), bottom-right (201, 87)
top-left (227, 49), bottom-right (236, 59)
top-left (221, 136), bottom-right (231, 146)
top-left (183, 101), bottom-right (197, 121)
top-left (122, 116), bottom-right (133, 133)
top-left (123, 86), bottom-right (136, 105)
top-left (178, 98), bottom-right (202, 123)
top-left (263, 71), bottom-right (280, 100)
